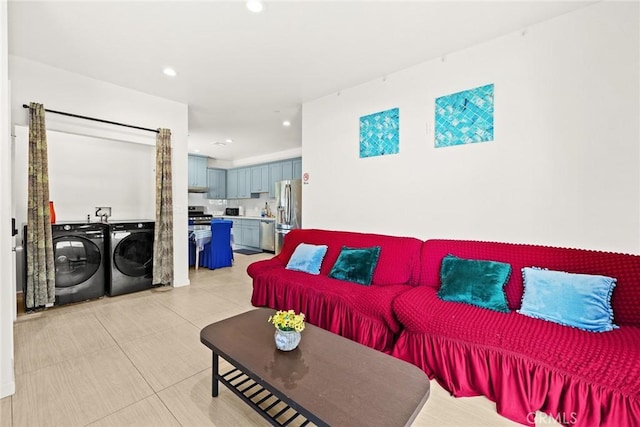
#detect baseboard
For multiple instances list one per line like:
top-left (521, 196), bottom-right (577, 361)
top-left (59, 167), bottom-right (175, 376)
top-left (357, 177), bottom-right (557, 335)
top-left (0, 379), bottom-right (15, 399)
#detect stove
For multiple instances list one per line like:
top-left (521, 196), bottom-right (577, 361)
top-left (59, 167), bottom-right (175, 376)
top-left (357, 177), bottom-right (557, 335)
top-left (188, 206), bottom-right (213, 225)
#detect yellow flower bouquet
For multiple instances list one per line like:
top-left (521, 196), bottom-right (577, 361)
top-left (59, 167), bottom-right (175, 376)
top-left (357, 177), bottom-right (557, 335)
top-left (268, 310), bottom-right (306, 332)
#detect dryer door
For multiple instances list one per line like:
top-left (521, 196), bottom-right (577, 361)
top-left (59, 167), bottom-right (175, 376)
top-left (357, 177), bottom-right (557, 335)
top-left (113, 232), bottom-right (154, 278)
top-left (54, 236), bottom-right (102, 287)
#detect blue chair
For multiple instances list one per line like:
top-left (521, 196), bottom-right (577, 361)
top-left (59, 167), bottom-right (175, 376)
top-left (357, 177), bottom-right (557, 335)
top-left (207, 220), bottom-right (233, 269)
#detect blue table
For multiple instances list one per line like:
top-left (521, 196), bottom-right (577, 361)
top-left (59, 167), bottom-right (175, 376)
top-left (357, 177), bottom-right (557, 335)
top-left (189, 227), bottom-right (211, 270)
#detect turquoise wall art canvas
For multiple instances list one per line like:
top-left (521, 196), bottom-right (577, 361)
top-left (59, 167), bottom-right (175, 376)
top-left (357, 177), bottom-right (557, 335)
top-left (359, 107), bottom-right (399, 158)
top-left (435, 84), bottom-right (494, 148)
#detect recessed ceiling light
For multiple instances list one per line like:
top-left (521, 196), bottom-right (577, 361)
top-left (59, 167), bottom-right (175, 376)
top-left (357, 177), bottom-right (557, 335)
top-left (225, 139), bottom-right (233, 144)
top-left (282, 120), bottom-right (291, 127)
top-left (246, 0), bottom-right (264, 13)
top-left (162, 67), bottom-right (177, 77)
top-left (212, 141), bottom-right (227, 147)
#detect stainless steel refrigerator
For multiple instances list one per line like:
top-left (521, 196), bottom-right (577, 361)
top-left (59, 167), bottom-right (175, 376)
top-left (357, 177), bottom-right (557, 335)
top-left (275, 179), bottom-right (302, 254)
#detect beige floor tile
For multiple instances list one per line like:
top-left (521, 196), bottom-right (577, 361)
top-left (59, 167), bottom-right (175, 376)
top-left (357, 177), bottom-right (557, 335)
top-left (157, 368), bottom-right (268, 427)
top-left (0, 396), bottom-right (11, 427)
top-left (13, 346), bottom-right (153, 427)
top-left (92, 295), bottom-right (193, 343)
top-left (211, 281), bottom-right (255, 304)
top-left (412, 380), bottom-right (521, 427)
top-left (87, 395), bottom-right (180, 427)
top-left (190, 306), bottom-right (252, 330)
top-left (119, 321), bottom-right (211, 392)
top-left (13, 310), bottom-right (116, 375)
top-left (153, 285), bottom-right (245, 325)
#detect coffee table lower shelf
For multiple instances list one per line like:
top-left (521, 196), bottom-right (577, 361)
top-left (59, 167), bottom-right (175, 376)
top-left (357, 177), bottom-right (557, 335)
top-left (213, 353), bottom-right (321, 427)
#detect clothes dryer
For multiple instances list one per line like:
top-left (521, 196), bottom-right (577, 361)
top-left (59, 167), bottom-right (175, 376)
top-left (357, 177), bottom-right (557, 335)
top-left (108, 221), bottom-right (155, 296)
top-left (51, 223), bottom-right (107, 305)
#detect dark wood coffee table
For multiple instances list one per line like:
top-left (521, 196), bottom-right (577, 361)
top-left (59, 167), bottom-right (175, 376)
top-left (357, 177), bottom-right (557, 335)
top-left (200, 308), bottom-right (430, 426)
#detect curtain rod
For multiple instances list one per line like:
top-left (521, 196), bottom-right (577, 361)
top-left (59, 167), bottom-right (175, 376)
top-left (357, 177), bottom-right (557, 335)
top-left (22, 104), bottom-right (159, 134)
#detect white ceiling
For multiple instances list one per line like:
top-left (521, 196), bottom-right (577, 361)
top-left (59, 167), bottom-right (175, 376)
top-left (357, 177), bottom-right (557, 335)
top-left (8, 0), bottom-right (593, 162)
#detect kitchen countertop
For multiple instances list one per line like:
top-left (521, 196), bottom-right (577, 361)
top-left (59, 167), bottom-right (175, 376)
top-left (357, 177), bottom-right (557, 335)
top-left (213, 215), bottom-right (276, 221)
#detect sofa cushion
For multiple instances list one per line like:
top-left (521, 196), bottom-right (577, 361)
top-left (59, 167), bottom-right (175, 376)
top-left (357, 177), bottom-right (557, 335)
top-left (438, 255), bottom-right (511, 313)
top-left (285, 243), bottom-right (328, 275)
top-left (276, 229), bottom-right (423, 285)
top-left (420, 239), bottom-right (640, 326)
top-left (519, 267), bottom-right (617, 332)
top-left (328, 246), bottom-right (381, 285)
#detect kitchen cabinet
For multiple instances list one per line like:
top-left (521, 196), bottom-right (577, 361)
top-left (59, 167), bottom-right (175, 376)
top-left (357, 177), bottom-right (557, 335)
top-left (268, 163), bottom-right (283, 198)
top-left (267, 158), bottom-right (301, 197)
top-left (250, 165), bottom-right (269, 193)
top-left (237, 168), bottom-right (251, 198)
top-left (206, 168), bottom-right (226, 199)
top-left (293, 158), bottom-right (302, 180)
top-left (242, 219), bottom-right (260, 248)
top-left (281, 160), bottom-right (293, 180)
top-left (227, 167), bottom-right (259, 199)
top-left (227, 158), bottom-right (302, 199)
top-left (226, 169), bottom-right (238, 199)
top-left (230, 219), bottom-right (260, 249)
top-left (188, 155), bottom-right (208, 189)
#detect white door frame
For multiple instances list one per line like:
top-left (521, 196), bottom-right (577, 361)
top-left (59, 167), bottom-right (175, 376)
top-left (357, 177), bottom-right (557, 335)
top-left (0, 0), bottom-right (16, 399)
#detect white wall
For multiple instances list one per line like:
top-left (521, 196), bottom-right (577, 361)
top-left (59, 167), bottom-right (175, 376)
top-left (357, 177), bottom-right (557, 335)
top-left (302, 2), bottom-right (640, 254)
top-left (14, 126), bottom-right (156, 227)
top-left (1, 0), bottom-right (16, 399)
top-left (9, 56), bottom-right (190, 287)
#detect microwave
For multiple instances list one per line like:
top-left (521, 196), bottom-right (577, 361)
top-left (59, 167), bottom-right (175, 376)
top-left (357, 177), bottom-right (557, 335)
top-left (225, 208), bottom-right (240, 216)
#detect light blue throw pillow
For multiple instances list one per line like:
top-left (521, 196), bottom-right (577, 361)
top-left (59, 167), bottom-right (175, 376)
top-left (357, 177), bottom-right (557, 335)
top-left (518, 267), bottom-right (618, 332)
top-left (285, 243), bottom-right (328, 275)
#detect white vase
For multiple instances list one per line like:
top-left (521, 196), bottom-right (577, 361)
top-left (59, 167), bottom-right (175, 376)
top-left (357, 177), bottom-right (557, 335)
top-left (274, 329), bottom-right (301, 351)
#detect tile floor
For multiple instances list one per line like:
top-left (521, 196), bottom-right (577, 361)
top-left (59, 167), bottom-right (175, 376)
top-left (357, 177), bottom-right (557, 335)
top-left (1, 253), bottom-right (557, 426)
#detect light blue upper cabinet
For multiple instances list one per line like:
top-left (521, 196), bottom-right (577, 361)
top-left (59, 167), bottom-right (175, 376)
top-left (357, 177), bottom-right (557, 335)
top-left (224, 158), bottom-right (301, 199)
top-left (237, 168), bottom-right (251, 198)
top-left (269, 163), bottom-right (282, 198)
top-left (267, 158), bottom-right (301, 197)
top-left (188, 155), bottom-right (208, 188)
top-left (293, 158), bottom-right (302, 179)
top-left (226, 169), bottom-right (238, 199)
top-left (207, 168), bottom-right (226, 199)
top-left (281, 160), bottom-right (293, 180)
top-left (250, 165), bottom-right (269, 193)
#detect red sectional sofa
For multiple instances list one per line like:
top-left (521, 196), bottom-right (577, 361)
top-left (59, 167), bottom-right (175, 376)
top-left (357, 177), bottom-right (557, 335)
top-left (248, 229), bottom-right (423, 353)
top-left (248, 229), bottom-right (640, 426)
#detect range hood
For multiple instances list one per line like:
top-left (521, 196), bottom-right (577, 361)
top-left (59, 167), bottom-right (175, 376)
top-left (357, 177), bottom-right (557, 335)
top-left (188, 186), bottom-right (208, 193)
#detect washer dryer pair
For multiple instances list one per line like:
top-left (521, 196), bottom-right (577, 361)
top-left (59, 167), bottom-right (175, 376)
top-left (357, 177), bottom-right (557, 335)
top-left (26, 220), bottom-right (155, 308)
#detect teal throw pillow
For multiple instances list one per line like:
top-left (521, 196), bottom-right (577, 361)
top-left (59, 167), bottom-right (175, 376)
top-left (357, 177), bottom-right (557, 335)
top-left (285, 243), bottom-right (328, 275)
top-left (518, 267), bottom-right (618, 332)
top-left (328, 246), bottom-right (381, 286)
top-left (438, 255), bottom-right (511, 313)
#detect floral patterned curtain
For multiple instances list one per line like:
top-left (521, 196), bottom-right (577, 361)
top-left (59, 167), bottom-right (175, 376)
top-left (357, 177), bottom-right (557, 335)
top-left (153, 128), bottom-right (174, 285)
top-left (26, 102), bottom-right (55, 308)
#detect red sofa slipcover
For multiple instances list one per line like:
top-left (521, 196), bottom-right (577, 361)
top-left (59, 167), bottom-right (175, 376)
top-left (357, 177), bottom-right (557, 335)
top-left (391, 239), bottom-right (640, 427)
top-left (248, 229), bottom-right (423, 353)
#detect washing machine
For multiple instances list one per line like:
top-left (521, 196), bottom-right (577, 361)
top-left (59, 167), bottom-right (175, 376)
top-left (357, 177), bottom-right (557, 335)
top-left (108, 221), bottom-right (155, 296)
top-left (50, 223), bottom-right (107, 305)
